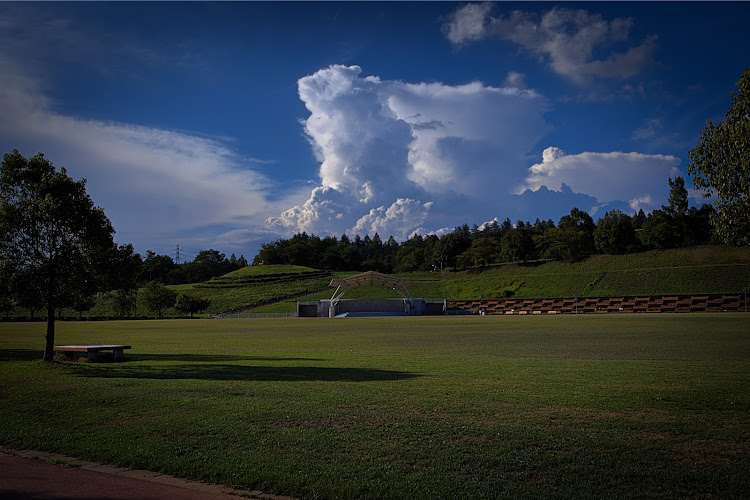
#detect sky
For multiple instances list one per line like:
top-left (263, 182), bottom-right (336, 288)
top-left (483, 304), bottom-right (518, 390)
top-left (1, 2), bottom-right (747, 261)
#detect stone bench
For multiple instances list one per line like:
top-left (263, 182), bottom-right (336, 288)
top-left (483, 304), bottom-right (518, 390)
top-left (54, 344), bottom-right (131, 361)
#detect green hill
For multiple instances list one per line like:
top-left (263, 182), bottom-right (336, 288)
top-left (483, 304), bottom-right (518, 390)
top-left (5, 245), bottom-right (748, 319)
top-left (252, 245), bottom-right (750, 313)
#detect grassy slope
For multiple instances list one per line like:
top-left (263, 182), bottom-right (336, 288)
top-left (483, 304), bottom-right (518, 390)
top-left (7, 246), bottom-right (749, 318)
top-left (254, 245), bottom-right (750, 313)
top-left (1, 316), bottom-right (749, 499)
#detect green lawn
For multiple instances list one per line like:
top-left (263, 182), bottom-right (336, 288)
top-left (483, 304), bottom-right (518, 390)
top-left (1, 315), bottom-right (749, 499)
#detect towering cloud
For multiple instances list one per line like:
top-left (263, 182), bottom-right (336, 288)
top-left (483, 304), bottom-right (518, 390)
top-left (268, 64), bottom-right (549, 237)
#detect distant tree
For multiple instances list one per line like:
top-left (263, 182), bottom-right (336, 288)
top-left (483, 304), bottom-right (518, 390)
top-left (138, 281), bottom-right (177, 319)
top-left (594, 210), bottom-right (636, 254)
top-left (535, 228), bottom-right (591, 262)
top-left (73, 295), bottom-right (97, 320)
top-left (666, 177), bottom-right (689, 218)
top-left (237, 254), bottom-right (248, 268)
top-left (437, 231), bottom-right (472, 268)
top-left (0, 150), bottom-right (138, 361)
top-left (640, 209), bottom-right (681, 249)
top-left (186, 249), bottom-right (231, 281)
top-left (688, 68), bottom-right (750, 245)
top-left (458, 236), bottom-right (501, 268)
top-left (253, 241), bottom-right (284, 265)
top-left (632, 209), bottom-right (646, 230)
top-left (536, 208), bottom-right (596, 261)
top-left (501, 228), bottom-right (534, 263)
top-left (175, 293), bottom-right (210, 318)
top-left (109, 289), bottom-right (137, 318)
top-left (397, 235), bottom-right (427, 272)
top-left (0, 266), bottom-right (15, 319)
top-left (455, 224), bottom-right (471, 237)
top-left (141, 250), bottom-right (174, 283)
top-left (685, 204), bottom-right (717, 246)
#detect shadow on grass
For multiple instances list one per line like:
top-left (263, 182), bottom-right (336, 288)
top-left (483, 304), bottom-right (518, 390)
top-left (75, 363), bottom-right (420, 382)
top-left (0, 350), bottom-right (328, 364)
top-left (131, 353), bottom-right (328, 363)
top-left (0, 349), bottom-right (41, 362)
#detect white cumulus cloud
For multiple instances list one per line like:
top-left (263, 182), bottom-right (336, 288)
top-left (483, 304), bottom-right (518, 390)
top-left (519, 147), bottom-right (681, 212)
top-left (351, 199), bottom-right (434, 240)
top-left (268, 64), bottom-right (550, 238)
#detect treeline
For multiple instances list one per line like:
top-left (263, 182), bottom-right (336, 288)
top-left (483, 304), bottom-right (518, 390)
top-left (253, 177), bottom-right (718, 273)
top-left (139, 249), bottom-right (248, 285)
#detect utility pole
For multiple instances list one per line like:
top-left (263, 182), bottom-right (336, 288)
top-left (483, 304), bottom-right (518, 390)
top-left (176, 244), bottom-right (180, 265)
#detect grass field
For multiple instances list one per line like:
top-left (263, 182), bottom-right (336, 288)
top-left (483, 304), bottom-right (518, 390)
top-left (1, 315), bottom-right (749, 499)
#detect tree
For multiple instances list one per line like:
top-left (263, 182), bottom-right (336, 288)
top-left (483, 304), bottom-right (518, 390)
top-left (666, 177), bottom-right (689, 218)
top-left (594, 210), bottom-right (636, 254)
top-left (109, 289), bottom-right (137, 318)
top-left (0, 150), bottom-right (138, 361)
top-left (436, 231), bottom-right (471, 269)
top-left (501, 228), bottom-right (534, 263)
top-left (688, 68), bottom-right (750, 245)
top-left (141, 251), bottom-right (173, 283)
top-left (458, 236), bottom-right (501, 269)
top-left (138, 281), bottom-right (177, 319)
top-left (536, 208), bottom-right (596, 262)
top-left (640, 209), bottom-right (681, 249)
top-left (175, 293), bottom-right (210, 318)
top-left (73, 295), bottom-right (97, 320)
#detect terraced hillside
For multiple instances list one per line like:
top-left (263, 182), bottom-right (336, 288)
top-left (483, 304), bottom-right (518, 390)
top-left (254, 246), bottom-right (750, 314)
top-left (4, 245), bottom-right (748, 319)
top-left (180, 266), bottom-right (332, 316)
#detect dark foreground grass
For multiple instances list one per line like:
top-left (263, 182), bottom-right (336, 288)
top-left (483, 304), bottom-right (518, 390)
top-left (1, 315), bottom-right (749, 499)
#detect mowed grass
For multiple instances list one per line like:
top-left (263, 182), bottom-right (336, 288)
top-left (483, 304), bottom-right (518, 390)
top-left (1, 315), bottom-right (749, 499)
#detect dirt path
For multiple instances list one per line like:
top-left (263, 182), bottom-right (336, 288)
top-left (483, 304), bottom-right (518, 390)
top-left (0, 450), bottom-right (297, 500)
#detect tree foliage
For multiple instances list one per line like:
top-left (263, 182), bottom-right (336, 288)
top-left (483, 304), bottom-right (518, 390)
top-left (109, 289), bottom-right (137, 318)
top-left (594, 210), bottom-right (636, 254)
top-left (175, 292), bottom-right (211, 317)
top-left (0, 150), bottom-right (138, 360)
top-left (688, 68), bottom-right (750, 245)
top-left (138, 281), bottom-right (177, 319)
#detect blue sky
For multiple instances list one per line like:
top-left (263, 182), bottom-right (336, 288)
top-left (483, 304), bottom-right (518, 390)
top-left (1, 2), bottom-right (747, 260)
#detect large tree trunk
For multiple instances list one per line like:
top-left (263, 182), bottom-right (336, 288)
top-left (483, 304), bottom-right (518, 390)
top-left (44, 304), bottom-right (55, 361)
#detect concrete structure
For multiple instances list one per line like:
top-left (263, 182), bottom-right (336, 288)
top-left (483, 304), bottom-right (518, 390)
top-left (297, 271), bottom-right (446, 317)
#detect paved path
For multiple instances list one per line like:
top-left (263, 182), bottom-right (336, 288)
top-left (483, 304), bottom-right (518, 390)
top-left (0, 450), bottom-right (296, 500)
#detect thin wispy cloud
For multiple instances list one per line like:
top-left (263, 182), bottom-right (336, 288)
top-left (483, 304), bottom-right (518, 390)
top-left (0, 55), bottom-right (301, 254)
top-left (445, 3), bottom-right (658, 85)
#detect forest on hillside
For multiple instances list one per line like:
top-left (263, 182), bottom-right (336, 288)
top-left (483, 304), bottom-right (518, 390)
top-left (254, 178), bottom-right (717, 273)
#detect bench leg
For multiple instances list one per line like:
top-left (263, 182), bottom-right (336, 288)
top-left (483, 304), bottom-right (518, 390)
top-left (113, 349), bottom-right (124, 361)
top-left (87, 350), bottom-right (99, 362)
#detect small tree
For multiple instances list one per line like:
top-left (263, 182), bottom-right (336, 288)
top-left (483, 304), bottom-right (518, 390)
top-left (688, 68), bottom-right (750, 245)
top-left (73, 295), bottom-right (97, 320)
top-left (138, 281), bottom-right (177, 319)
top-left (175, 293), bottom-right (211, 318)
top-left (109, 289), bottom-right (137, 318)
top-left (0, 150), bottom-right (138, 360)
